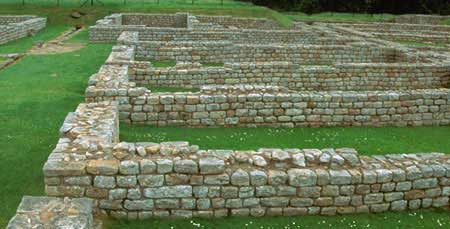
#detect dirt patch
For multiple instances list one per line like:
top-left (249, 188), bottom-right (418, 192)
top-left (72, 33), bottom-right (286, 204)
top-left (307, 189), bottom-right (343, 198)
top-left (28, 27), bottom-right (86, 55)
top-left (29, 43), bottom-right (85, 55)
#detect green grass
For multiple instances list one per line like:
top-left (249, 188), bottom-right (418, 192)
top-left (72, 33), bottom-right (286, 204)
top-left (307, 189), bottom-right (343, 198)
top-left (149, 87), bottom-right (200, 93)
top-left (286, 12), bottom-right (396, 23)
top-left (0, 38), bottom-right (112, 228)
top-left (105, 209), bottom-right (450, 229)
top-left (0, 0), bottom-right (251, 8)
top-left (1, 2), bottom-right (450, 229)
top-left (65, 28), bottom-right (89, 43)
top-left (0, 26), bottom-right (69, 54)
top-left (0, 1), bottom-right (293, 28)
top-left (121, 125), bottom-right (450, 155)
top-left (0, 56), bottom-right (7, 63)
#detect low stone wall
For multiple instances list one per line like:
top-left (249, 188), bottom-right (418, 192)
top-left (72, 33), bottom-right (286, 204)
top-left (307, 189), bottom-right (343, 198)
top-left (122, 13), bottom-right (188, 28)
top-left (89, 26), bottom-right (334, 44)
top-left (195, 15), bottom-right (281, 30)
top-left (130, 62), bottom-right (449, 91)
top-left (119, 86), bottom-right (450, 127)
top-left (393, 15), bottom-right (450, 25)
top-left (0, 15), bottom-right (35, 25)
top-left (133, 41), bottom-right (399, 64)
top-left (330, 22), bottom-right (450, 43)
top-left (42, 100), bottom-right (450, 219)
top-left (89, 13), bottom-right (346, 44)
top-left (85, 42), bottom-right (450, 128)
top-left (0, 15), bottom-right (46, 45)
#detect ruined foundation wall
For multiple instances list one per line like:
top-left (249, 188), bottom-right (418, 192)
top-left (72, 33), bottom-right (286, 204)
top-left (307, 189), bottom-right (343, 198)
top-left (133, 42), bottom-right (398, 64)
top-left (122, 13), bottom-right (188, 28)
top-left (43, 101), bottom-right (450, 219)
top-left (130, 62), bottom-right (449, 91)
top-left (0, 15), bottom-right (46, 45)
top-left (85, 43), bottom-right (450, 128)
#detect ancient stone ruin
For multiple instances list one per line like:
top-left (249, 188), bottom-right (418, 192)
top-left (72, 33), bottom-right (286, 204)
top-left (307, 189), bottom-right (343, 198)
top-left (0, 15), bottom-right (46, 45)
top-left (7, 13), bottom-right (450, 228)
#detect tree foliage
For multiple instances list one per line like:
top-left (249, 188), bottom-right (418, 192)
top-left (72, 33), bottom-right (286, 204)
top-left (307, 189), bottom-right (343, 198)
top-left (241, 0), bottom-right (450, 15)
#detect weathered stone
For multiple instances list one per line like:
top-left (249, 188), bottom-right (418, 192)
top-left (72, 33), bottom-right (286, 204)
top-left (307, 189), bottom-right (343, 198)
top-left (124, 200), bottom-right (154, 210)
top-left (94, 176), bottom-right (115, 188)
top-left (144, 185), bottom-right (192, 198)
top-left (199, 158), bottom-right (225, 174)
top-left (138, 174), bottom-right (164, 187)
top-left (268, 170), bottom-right (287, 185)
top-left (174, 159), bottom-right (198, 174)
top-left (329, 170), bottom-right (351, 185)
top-left (288, 169), bottom-right (316, 187)
top-left (250, 170), bottom-right (268, 186)
top-left (87, 160), bottom-right (119, 175)
top-left (119, 160), bottom-right (139, 175)
top-left (231, 169), bottom-right (250, 186)
top-left (44, 161), bottom-right (86, 177)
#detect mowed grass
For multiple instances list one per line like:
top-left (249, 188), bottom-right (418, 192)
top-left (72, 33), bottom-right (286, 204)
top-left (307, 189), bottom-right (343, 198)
top-left (0, 33), bottom-right (112, 227)
top-left (1, 2), bottom-right (450, 229)
top-left (0, 1), bottom-right (293, 28)
top-left (0, 26), bottom-right (69, 54)
top-left (105, 209), bottom-right (450, 229)
top-left (121, 125), bottom-right (450, 155)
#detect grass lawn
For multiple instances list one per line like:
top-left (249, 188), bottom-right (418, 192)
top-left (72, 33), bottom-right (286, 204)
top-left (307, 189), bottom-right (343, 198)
top-left (0, 26), bottom-right (69, 54)
top-left (0, 33), bottom-right (112, 227)
top-left (1, 1), bottom-right (450, 229)
top-left (286, 12), bottom-right (396, 23)
top-left (105, 209), bottom-right (450, 228)
top-left (0, 1), bottom-right (293, 28)
top-left (121, 125), bottom-right (450, 155)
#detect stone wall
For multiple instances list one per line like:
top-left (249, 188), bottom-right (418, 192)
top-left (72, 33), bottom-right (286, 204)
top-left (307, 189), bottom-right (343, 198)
top-left (89, 26), bottom-right (337, 44)
top-left (42, 100), bottom-right (450, 219)
top-left (122, 13), bottom-right (188, 28)
top-left (129, 62), bottom-right (449, 91)
top-left (0, 15), bottom-right (35, 25)
top-left (195, 15), bottom-right (282, 30)
top-left (9, 13), bottom-right (450, 227)
top-left (7, 197), bottom-right (95, 228)
top-left (133, 42), bottom-right (399, 64)
top-left (330, 22), bottom-right (450, 44)
top-left (393, 15), bottom-right (450, 25)
top-left (89, 13), bottom-right (348, 44)
top-left (85, 43), bottom-right (450, 128)
top-left (0, 15), bottom-right (46, 45)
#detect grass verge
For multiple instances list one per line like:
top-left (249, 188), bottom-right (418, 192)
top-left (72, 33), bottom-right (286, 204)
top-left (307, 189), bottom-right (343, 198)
top-left (0, 40), bottom-right (112, 227)
top-left (0, 1), bottom-right (293, 28)
top-left (0, 26), bottom-right (69, 54)
top-left (104, 208), bottom-right (450, 229)
top-left (121, 125), bottom-right (450, 155)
